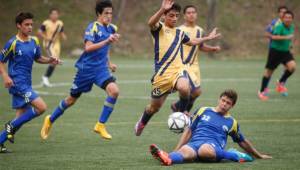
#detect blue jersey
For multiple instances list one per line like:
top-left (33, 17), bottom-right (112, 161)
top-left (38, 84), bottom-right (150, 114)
top-left (266, 18), bottom-right (282, 47)
top-left (189, 107), bottom-right (245, 149)
top-left (75, 21), bottom-right (117, 71)
top-left (0, 36), bottom-right (41, 93)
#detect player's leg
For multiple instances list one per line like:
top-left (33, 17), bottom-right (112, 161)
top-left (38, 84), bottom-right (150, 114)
top-left (94, 79), bottom-right (119, 140)
top-left (277, 57), bottom-right (296, 95)
top-left (175, 77), bottom-right (191, 114)
top-left (135, 94), bottom-right (168, 136)
top-left (173, 87), bottom-right (201, 113)
top-left (42, 44), bottom-right (60, 87)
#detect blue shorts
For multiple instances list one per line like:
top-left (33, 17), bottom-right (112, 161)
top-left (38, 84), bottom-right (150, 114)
top-left (10, 87), bottom-right (39, 109)
top-left (70, 68), bottom-right (115, 97)
top-left (187, 140), bottom-right (222, 153)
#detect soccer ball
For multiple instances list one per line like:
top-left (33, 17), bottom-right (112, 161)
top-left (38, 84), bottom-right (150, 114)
top-left (168, 112), bottom-right (190, 133)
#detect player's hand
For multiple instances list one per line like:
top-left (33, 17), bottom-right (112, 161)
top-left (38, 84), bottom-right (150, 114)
top-left (109, 63), bottom-right (117, 72)
top-left (286, 34), bottom-right (294, 40)
top-left (49, 56), bottom-right (62, 65)
top-left (213, 46), bottom-right (221, 52)
top-left (207, 28), bottom-right (221, 40)
top-left (259, 154), bottom-right (272, 159)
top-left (108, 34), bottom-right (120, 43)
top-left (3, 75), bottom-right (14, 88)
top-left (161, 0), bottom-right (174, 11)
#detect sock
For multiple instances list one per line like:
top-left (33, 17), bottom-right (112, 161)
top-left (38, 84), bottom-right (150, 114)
top-left (279, 70), bottom-right (293, 84)
top-left (10, 107), bottom-right (39, 129)
top-left (50, 100), bottom-right (69, 123)
top-left (44, 65), bottom-right (55, 78)
top-left (140, 110), bottom-right (153, 125)
top-left (186, 96), bottom-right (196, 112)
top-left (169, 152), bottom-right (184, 164)
top-left (178, 97), bottom-right (189, 112)
top-left (99, 96), bottom-right (117, 123)
top-left (260, 76), bottom-right (271, 92)
top-left (0, 130), bottom-right (7, 144)
top-left (215, 148), bottom-right (240, 162)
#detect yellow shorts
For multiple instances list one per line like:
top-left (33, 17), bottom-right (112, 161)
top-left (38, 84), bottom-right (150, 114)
top-left (151, 68), bottom-right (185, 98)
top-left (186, 64), bottom-right (201, 89)
top-left (43, 41), bottom-right (61, 58)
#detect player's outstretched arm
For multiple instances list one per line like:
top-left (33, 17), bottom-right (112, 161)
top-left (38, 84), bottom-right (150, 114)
top-left (84, 34), bottom-right (120, 53)
top-left (199, 44), bottom-right (221, 52)
top-left (174, 128), bottom-right (192, 151)
top-left (238, 139), bottom-right (272, 159)
top-left (148, 0), bottom-right (174, 30)
top-left (35, 56), bottom-right (62, 65)
top-left (271, 34), bottom-right (294, 40)
top-left (186, 28), bottom-right (221, 46)
top-left (0, 62), bottom-right (14, 88)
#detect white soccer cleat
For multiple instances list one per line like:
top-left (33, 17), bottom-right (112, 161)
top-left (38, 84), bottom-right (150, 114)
top-left (42, 76), bottom-right (53, 87)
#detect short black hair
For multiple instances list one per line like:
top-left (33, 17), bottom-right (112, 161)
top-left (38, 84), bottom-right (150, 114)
top-left (220, 89), bottom-right (238, 105)
top-left (278, 5), bottom-right (288, 12)
top-left (15, 12), bottom-right (34, 25)
top-left (164, 3), bottom-right (181, 14)
top-left (95, 0), bottom-right (113, 16)
top-left (284, 10), bottom-right (294, 18)
top-left (49, 8), bottom-right (59, 14)
top-left (183, 5), bottom-right (197, 14)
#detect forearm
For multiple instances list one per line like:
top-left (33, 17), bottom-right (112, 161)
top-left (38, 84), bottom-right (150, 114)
top-left (271, 35), bottom-right (291, 40)
top-left (0, 62), bottom-right (8, 77)
top-left (85, 39), bottom-right (110, 53)
top-left (238, 139), bottom-right (263, 158)
top-left (200, 44), bottom-right (218, 52)
top-left (148, 8), bottom-right (165, 29)
top-left (186, 37), bottom-right (212, 46)
top-left (36, 56), bottom-right (52, 64)
top-left (174, 128), bottom-right (191, 151)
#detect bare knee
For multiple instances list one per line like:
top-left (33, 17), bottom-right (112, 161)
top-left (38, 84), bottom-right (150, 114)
top-left (176, 78), bottom-right (190, 97)
top-left (264, 69), bottom-right (273, 77)
top-left (106, 83), bottom-right (119, 98)
top-left (146, 103), bottom-right (161, 114)
top-left (65, 96), bottom-right (77, 106)
top-left (36, 103), bottom-right (47, 115)
top-left (198, 144), bottom-right (216, 161)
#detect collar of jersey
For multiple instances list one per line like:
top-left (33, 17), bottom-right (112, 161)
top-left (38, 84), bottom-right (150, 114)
top-left (16, 35), bottom-right (32, 42)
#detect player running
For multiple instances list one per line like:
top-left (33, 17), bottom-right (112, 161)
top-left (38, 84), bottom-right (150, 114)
top-left (40, 0), bottom-right (120, 140)
top-left (150, 89), bottom-right (272, 165)
top-left (258, 10), bottom-right (296, 100)
top-left (134, 0), bottom-right (221, 136)
top-left (171, 5), bottom-right (221, 113)
top-left (0, 12), bottom-right (60, 153)
top-left (38, 8), bottom-right (67, 87)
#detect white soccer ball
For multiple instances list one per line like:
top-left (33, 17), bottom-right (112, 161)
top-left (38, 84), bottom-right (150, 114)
top-left (168, 112), bottom-right (191, 133)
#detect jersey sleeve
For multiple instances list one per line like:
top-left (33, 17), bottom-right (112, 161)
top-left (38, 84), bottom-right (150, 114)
top-left (0, 39), bottom-right (16, 63)
top-left (59, 21), bottom-right (64, 33)
top-left (150, 22), bottom-right (163, 37)
top-left (229, 119), bottom-right (245, 143)
top-left (84, 22), bottom-right (96, 42)
top-left (110, 24), bottom-right (118, 33)
top-left (32, 37), bottom-right (42, 59)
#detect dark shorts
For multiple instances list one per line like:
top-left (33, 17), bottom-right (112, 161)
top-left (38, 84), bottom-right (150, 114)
top-left (265, 48), bottom-right (294, 70)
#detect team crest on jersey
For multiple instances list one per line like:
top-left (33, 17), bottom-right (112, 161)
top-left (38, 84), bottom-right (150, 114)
top-left (18, 50), bottom-right (22, 56)
top-left (97, 31), bottom-right (103, 37)
top-left (152, 88), bottom-right (161, 96)
top-left (222, 125), bottom-right (229, 133)
top-left (165, 29), bottom-right (171, 34)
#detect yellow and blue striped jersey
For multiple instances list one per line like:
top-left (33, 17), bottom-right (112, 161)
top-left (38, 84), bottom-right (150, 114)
top-left (179, 25), bottom-right (204, 65)
top-left (190, 107), bottom-right (245, 149)
top-left (40, 19), bottom-right (64, 45)
top-left (151, 22), bottom-right (190, 76)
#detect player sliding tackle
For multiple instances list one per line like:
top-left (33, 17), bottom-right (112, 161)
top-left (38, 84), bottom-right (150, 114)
top-left (150, 89), bottom-right (272, 165)
top-left (134, 0), bottom-right (221, 136)
top-left (0, 12), bottom-right (61, 153)
top-left (41, 0), bottom-right (120, 140)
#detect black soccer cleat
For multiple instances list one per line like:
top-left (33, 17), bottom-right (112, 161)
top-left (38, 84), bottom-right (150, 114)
top-left (0, 144), bottom-right (11, 153)
top-left (5, 122), bottom-right (15, 143)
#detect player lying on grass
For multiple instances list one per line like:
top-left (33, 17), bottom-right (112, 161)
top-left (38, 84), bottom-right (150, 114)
top-left (150, 89), bottom-right (272, 165)
top-left (0, 12), bottom-right (60, 153)
top-left (41, 0), bottom-right (120, 140)
top-left (135, 0), bottom-right (220, 136)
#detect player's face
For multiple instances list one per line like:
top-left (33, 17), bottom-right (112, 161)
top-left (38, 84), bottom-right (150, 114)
top-left (99, 7), bottom-right (113, 25)
top-left (279, 8), bottom-right (287, 19)
top-left (283, 14), bottom-right (293, 26)
top-left (184, 7), bottom-right (197, 23)
top-left (17, 19), bottom-right (33, 36)
top-left (49, 11), bottom-right (59, 21)
top-left (217, 96), bottom-right (234, 114)
top-left (164, 10), bottom-right (180, 28)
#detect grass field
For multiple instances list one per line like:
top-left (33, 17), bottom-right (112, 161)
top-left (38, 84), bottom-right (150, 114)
top-left (0, 57), bottom-right (300, 170)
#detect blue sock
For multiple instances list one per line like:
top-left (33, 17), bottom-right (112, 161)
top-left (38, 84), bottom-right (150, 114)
top-left (50, 100), bottom-right (69, 123)
top-left (215, 148), bottom-right (240, 162)
top-left (99, 96), bottom-right (117, 123)
top-left (0, 130), bottom-right (7, 144)
top-left (10, 107), bottom-right (38, 129)
top-left (169, 152), bottom-right (184, 164)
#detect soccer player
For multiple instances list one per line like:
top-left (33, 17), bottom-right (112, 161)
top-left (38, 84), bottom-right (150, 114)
top-left (150, 89), bottom-right (272, 165)
top-left (134, 0), bottom-right (221, 136)
top-left (258, 10), bottom-right (296, 100)
top-left (171, 5), bottom-right (221, 113)
top-left (0, 12), bottom-right (60, 153)
top-left (40, 0), bottom-right (120, 140)
top-left (38, 8), bottom-right (67, 87)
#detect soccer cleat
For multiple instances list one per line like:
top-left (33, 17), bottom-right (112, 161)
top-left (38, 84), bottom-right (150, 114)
top-left (134, 120), bottom-right (145, 136)
top-left (149, 144), bottom-right (172, 166)
top-left (227, 148), bottom-right (254, 162)
top-left (257, 90), bottom-right (269, 101)
top-left (170, 102), bottom-right (179, 112)
top-left (0, 144), bottom-right (11, 153)
top-left (276, 81), bottom-right (288, 96)
top-left (41, 115), bottom-right (52, 140)
top-left (5, 122), bottom-right (15, 143)
top-left (42, 76), bottom-right (53, 87)
top-left (94, 122), bottom-right (112, 140)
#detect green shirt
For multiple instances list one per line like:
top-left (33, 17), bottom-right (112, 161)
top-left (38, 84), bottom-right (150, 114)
top-left (270, 23), bottom-right (294, 52)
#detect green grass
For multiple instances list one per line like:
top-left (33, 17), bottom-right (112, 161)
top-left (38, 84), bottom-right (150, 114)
top-left (0, 57), bottom-right (300, 170)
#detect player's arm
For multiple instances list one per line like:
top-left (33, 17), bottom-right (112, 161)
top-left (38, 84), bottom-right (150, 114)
top-left (199, 43), bottom-right (221, 52)
top-left (271, 26), bottom-right (294, 40)
top-left (60, 26), bottom-right (67, 41)
top-left (238, 139), bottom-right (272, 159)
top-left (37, 24), bottom-right (49, 41)
top-left (174, 128), bottom-right (192, 151)
top-left (185, 28), bottom-right (221, 46)
top-left (35, 55), bottom-right (61, 65)
top-left (148, 0), bottom-right (174, 30)
top-left (0, 62), bottom-right (14, 88)
top-left (84, 34), bottom-right (120, 53)
top-left (107, 51), bottom-right (117, 72)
